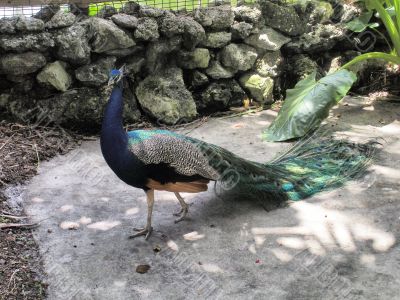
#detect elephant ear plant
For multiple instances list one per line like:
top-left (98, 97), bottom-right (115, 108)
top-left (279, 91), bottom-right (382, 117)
top-left (264, 0), bottom-right (400, 142)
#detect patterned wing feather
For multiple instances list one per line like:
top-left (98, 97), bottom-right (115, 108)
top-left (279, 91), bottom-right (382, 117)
top-left (128, 130), bottom-right (220, 181)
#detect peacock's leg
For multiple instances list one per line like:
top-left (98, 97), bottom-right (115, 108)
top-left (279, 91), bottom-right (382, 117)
top-left (129, 189), bottom-right (154, 240)
top-left (173, 192), bottom-right (188, 223)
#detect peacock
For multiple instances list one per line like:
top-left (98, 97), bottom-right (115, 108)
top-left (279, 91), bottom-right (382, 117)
top-left (100, 69), bottom-right (377, 239)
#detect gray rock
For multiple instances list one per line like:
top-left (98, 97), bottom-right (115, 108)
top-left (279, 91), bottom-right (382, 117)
top-left (121, 82), bottom-right (142, 123)
top-left (181, 17), bottom-right (206, 50)
top-left (56, 24), bottom-right (91, 65)
top-left (138, 6), bottom-right (165, 18)
top-left (201, 32), bottom-right (232, 48)
top-left (75, 56), bottom-right (117, 87)
top-left (121, 2), bottom-right (141, 15)
top-left (189, 70), bottom-right (209, 88)
top-left (327, 51), bottom-right (386, 77)
top-left (308, 1), bottom-right (334, 25)
top-left (177, 48), bottom-right (210, 69)
top-left (34, 4), bottom-right (60, 22)
top-left (26, 87), bottom-right (104, 125)
top-left (60, 88), bottom-right (104, 124)
top-left (88, 17), bottom-right (136, 52)
top-left (239, 72), bottom-right (274, 104)
top-left (159, 14), bottom-right (185, 37)
top-left (111, 14), bottom-right (138, 29)
top-left (194, 6), bottom-right (234, 30)
top-left (331, 3), bottom-right (361, 23)
top-left (244, 27), bottom-right (291, 51)
top-left (15, 16), bottom-right (45, 32)
top-left (0, 18), bottom-right (17, 34)
top-left (233, 6), bottom-right (262, 23)
top-left (104, 45), bottom-right (143, 57)
top-left (136, 67), bottom-right (197, 124)
top-left (36, 61), bottom-right (72, 92)
top-left (220, 43), bottom-right (258, 71)
top-left (9, 86), bottom-right (139, 126)
top-left (259, 0), bottom-right (306, 36)
top-left (146, 37), bottom-right (182, 72)
top-left (5, 74), bottom-right (27, 83)
top-left (98, 5), bottom-right (117, 18)
top-left (0, 32), bottom-right (54, 52)
top-left (289, 54), bottom-right (320, 81)
top-left (255, 51), bottom-right (283, 77)
top-left (0, 94), bottom-right (11, 108)
top-left (12, 77), bottom-right (35, 93)
top-left (0, 52), bottom-right (46, 76)
top-left (46, 11), bottom-right (76, 29)
top-left (231, 21), bottom-right (253, 40)
top-left (284, 24), bottom-right (345, 54)
top-left (134, 17), bottom-right (159, 41)
top-left (205, 60), bottom-right (236, 79)
top-left (126, 55), bottom-right (146, 77)
top-left (341, 4), bottom-right (362, 23)
top-left (200, 79), bottom-right (246, 110)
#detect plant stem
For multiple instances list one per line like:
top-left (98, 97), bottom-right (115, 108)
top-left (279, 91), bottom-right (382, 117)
top-left (371, 0), bottom-right (400, 56)
top-left (340, 52), bottom-right (400, 69)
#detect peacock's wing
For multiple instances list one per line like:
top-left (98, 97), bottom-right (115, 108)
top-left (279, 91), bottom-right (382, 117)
top-left (127, 129), bottom-right (219, 183)
top-left (127, 129), bottom-right (268, 184)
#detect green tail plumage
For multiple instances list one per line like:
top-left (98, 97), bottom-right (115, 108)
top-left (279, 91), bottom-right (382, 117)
top-left (214, 129), bottom-right (378, 207)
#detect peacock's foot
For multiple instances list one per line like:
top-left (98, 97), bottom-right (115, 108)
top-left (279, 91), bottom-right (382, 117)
top-left (174, 206), bottom-right (188, 223)
top-left (173, 207), bottom-right (184, 217)
top-left (129, 226), bottom-right (153, 240)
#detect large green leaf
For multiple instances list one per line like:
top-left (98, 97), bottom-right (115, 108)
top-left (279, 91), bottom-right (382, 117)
top-left (345, 11), bottom-right (377, 32)
top-left (263, 70), bottom-right (357, 142)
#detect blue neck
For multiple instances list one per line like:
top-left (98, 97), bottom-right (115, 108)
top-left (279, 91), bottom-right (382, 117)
top-left (100, 84), bottom-right (128, 168)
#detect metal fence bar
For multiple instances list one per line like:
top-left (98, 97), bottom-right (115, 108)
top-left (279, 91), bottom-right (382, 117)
top-left (0, 0), bottom-right (240, 18)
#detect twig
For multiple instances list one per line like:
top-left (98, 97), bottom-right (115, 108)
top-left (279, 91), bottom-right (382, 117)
top-left (7, 269), bottom-right (20, 293)
top-left (0, 223), bottom-right (39, 229)
top-left (0, 133), bottom-right (15, 151)
top-left (33, 143), bottom-right (40, 170)
top-left (0, 214), bottom-right (29, 220)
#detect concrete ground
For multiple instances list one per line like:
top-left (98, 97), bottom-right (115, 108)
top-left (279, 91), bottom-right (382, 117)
top-left (14, 96), bottom-right (400, 299)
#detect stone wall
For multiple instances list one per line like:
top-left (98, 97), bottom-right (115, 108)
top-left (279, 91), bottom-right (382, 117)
top-left (0, 1), bottom-right (370, 127)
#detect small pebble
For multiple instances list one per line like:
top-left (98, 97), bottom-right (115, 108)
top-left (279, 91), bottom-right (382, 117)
top-left (153, 245), bottom-right (161, 253)
top-left (47, 229), bottom-right (52, 233)
top-left (136, 264), bottom-right (150, 274)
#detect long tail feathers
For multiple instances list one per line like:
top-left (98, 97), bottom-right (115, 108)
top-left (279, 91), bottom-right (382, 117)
top-left (218, 129), bottom-right (378, 207)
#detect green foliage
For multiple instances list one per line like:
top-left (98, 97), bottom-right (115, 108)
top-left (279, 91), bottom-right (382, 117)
top-left (345, 11), bottom-right (379, 32)
top-left (263, 70), bottom-right (356, 142)
top-left (265, 0), bottom-right (400, 142)
top-left (342, 0), bottom-right (400, 67)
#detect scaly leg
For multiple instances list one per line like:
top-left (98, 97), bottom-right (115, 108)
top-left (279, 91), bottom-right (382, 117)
top-left (173, 192), bottom-right (188, 223)
top-left (129, 189), bottom-right (154, 240)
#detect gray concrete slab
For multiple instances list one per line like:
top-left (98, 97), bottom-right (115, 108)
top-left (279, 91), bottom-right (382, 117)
top-left (17, 96), bottom-right (400, 299)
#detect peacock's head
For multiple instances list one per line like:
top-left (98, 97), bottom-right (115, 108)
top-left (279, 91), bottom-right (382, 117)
top-left (108, 66), bottom-right (125, 87)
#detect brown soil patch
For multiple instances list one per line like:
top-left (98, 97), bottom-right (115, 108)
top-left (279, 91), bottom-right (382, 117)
top-left (0, 121), bottom-right (82, 300)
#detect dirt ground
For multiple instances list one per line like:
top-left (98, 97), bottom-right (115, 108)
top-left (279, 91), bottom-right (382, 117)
top-left (0, 122), bottom-right (82, 300)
